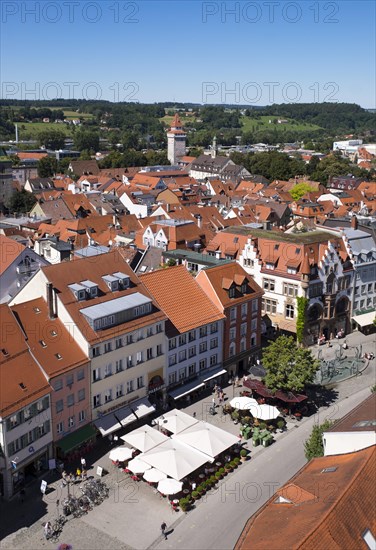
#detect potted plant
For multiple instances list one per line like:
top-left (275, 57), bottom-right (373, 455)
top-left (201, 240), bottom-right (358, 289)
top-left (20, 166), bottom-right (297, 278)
top-left (230, 460), bottom-right (237, 469)
top-left (243, 416), bottom-right (252, 426)
top-left (259, 422), bottom-right (267, 430)
top-left (210, 475), bottom-right (217, 486)
top-left (240, 449), bottom-right (248, 462)
top-left (197, 484), bottom-right (205, 495)
top-left (215, 471), bottom-right (222, 481)
top-left (192, 490), bottom-right (200, 500)
top-left (219, 467), bottom-right (225, 478)
top-left (233, 457), bottom-right (240, 466)
top-left (231, 410), bottom-right (240, 424)
top-left (276, 419), bottom-right (285, 433)
top-left (179, 497), bottom-right (190, 512)
top-left (224, 462), bottom-right (232, 472)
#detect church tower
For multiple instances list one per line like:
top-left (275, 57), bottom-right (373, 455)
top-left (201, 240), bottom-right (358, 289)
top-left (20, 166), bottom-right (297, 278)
top-left (167, 113), bottom-right (186, 165)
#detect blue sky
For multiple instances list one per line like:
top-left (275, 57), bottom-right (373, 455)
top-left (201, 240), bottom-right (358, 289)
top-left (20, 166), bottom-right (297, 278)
top-left (1, 1), bottom-right (375, 106)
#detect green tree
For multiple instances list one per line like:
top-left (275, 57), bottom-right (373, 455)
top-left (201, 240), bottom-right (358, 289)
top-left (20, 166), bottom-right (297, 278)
top-left (289, 183), bottom-right (316, 201)
top-left (304, 420), bottom-right (333, 460)
top-left (73, 129), bottom-right (100, 152)
top-left (37, 129), bottom-right (66, 150)
top-left (262, 336), bottom-right (319, 392)
top-left (37, 156), bottom-right (57, 177)
top-left (7, 189), bottom-right (36, 214)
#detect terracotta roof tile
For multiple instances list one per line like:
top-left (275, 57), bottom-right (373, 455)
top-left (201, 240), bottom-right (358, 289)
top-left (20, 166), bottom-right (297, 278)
top-left (140, 265), bottom-right (224, 333)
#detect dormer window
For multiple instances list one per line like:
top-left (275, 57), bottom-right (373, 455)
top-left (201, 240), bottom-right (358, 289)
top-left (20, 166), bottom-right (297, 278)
top-left (68, 283), bottom-right (87, 301)
top-left (229, 287), bottom-right (236, 298)
top-left (287, 266), bottom-right (297, 275)
top-left (266, 262), bottom-right (275, 270)
top-left (80, 280), bottom-right (98, 298)
top-left (241, 283), bottom-right (247, 293)
top-left (102, 275), bottom-right (119, 292)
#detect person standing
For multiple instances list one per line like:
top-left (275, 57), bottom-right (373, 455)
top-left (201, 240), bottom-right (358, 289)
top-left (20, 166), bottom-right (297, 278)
top-left (80, 457), bottom-right (86, 469)
top-left (161, 522), bottom-right (167, 540)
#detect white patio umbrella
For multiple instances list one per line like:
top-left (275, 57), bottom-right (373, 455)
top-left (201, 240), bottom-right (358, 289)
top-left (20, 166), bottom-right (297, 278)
top-left (250, 404), bottom-right (281, 421)
top-left (142, 439), bottom-right (209, 480)
top-left (121, 425), bottom-right (168, 453)
top-left (157, 478), bottom-right (183, 495)
top-left (127, 457), bottom-right (152, 474)
top-left (143, 468), bottom-right (167, 483)
top-left (173, 421), bottom-right (239, 459)
top-left (109, 446), bottom-right (133, 462)
top-left (157, 409), bottom-right (199, 434)
top-left (230, 396), bottom-right (259, 411)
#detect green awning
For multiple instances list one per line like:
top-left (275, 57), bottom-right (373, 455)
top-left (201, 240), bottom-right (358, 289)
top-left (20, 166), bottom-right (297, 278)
top-left (57, 424), bottom-right (97, 454)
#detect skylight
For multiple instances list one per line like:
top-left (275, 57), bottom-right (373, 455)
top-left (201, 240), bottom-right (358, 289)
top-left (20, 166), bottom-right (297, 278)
top-left (321, 467), bottom-right (337, 473)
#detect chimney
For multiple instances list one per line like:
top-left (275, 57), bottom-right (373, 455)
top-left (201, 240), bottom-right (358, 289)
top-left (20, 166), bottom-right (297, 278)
top-left (46, 282), bottom-right (55, 319)
top-left (197, 214), bottom-right (202, 229)
top-left (351, 215), bottom-right (358, 230)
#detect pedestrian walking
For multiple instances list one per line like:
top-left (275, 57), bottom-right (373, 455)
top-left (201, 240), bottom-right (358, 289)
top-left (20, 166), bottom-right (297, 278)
top-left (80, 457), bottom-right (86, 469)
top-left (161, 522), bottom-right (167, 540)
top-left (212, 396), bottom-right (216, 408)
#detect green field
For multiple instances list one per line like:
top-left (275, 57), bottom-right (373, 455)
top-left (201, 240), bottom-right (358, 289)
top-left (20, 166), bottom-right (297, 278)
top-left (17, 122), bottom-right (74, 138)
top-left (242, 115), bottom-right (322, 132)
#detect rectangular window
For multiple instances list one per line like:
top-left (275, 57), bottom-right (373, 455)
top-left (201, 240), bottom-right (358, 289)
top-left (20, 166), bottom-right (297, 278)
top-left (126, 334), bottom-right (134, 345)
top-left (146, 348), bottom-right (153, 360)
top-left (210, 338), bottom-right (218, 349)
top-left (252, 299), bottom-right (258, 312)
top-left (250, 334), bottom-right (256, 347)
top-left (188, 330), bottom-right (196, 342)
top-left (210, 323), bottom-right (218, 334)
top-left (127, 355), bottom-right (133, 368)
top-left (262, 298), bottom-right (277, 315)
top-left (179, 367), bottom-right (186, 380)
top-left (210, 354), bottom-right (217, 366)
top-left (137, 376), bottom-right (144, 389)
top-left (188, 364), bottom-right (195, 376)
top-left (115, 338), bottom-right (122, 349)
top-left (67, 394), bottom-right (74, 407)
top-left (309, 283), bottom-right (323, 298)
top-left (286, 304), bottom-right (294, 319)
top-left (156, 344), bottom-right (163, 356)
top-left (77, 369), bottom-right (85, 381)
top-left (126, 380), bottom-right (134, 394)
top-left (287, 267), bottom-right (297, 274)
top-left (104, 363), bottom-right (112, 377)
top-left (92, 346), bottom-right (101, 357)
top-left (78, 388), bottom-right (85, 402)
top-left (199, 359), bottom-right (207, 371)
top-left (168, 372), bottom-right (177, 385)
top-left (57, 422), bottom-right (64, 434)
top-left (79, 410), bottom-right (86, 423)
top-left (283, 283), bottom-right (298, 297)
top-left (54, 378), bottom-right (63, 391)
top-left (179, 334), bottom-right (186, 346)
top-left (136, 351), bottom-right (143, 364)
top-left (68, 416), bottom-right (75, 428)
top-left (263, 278), bottom-right (275, 291)
top-left (104, 389), bottom-right (112, 403)
top-left (188, 346), bottom-right (196, 358)
top-left (137, 330), bottom-right (143, 341)
top-left (156, 323), bottom-right (163, 333)
top-left (56, 399), bottom-right (64, 413)
top-left (199, 342), bottom-right (207, 353)
top-left (93, 394), bottom-right (101, 408)
top-left (104, 342), bottom-right (112, 353)
top-left (66, 373), bottom-right (74, 387)
top-left (146, 327), bottom-right (153, 338)
top-left (179, 349), bottom-right (187, 362)
top-left (251, 318), bottom-right (257, 331)
top-left (93, 368), bottom-right (101, 382)
top-left (169, 338), bottom-right (177, 350)
top-left (116, 384), bottom-right (123, 398)
top-left (240, 323), bottom-right (247, 336)
top-left (169, 354), bottom-right (177, 366)
top-left (243, 258), bottom-right (254, 267)
top-left (199, 326), bottom-right (207, 338)
top-left (241, 303), bottom-right (247, 317)
top-left (230, 307), bottom-right (237, 321)
top-left (115, 359), bottom-right (123, 373)
top-left (229, 327), bottom-right (236, 340)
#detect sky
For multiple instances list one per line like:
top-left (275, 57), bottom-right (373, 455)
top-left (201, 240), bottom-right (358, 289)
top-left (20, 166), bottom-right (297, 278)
top-left (1, 0), bottom-right (375, 107)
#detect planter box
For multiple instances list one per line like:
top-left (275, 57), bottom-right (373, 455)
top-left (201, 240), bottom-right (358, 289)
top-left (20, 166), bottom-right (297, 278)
top-left (252, 438), bottom-right (260, 447)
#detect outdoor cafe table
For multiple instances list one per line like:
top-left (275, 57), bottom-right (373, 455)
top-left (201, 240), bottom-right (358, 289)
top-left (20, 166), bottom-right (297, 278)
top-left (198, 474), bottom-right (205, 480)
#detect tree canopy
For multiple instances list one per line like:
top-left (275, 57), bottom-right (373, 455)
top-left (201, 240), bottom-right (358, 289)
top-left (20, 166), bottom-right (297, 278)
top-left (73, 129), bottom-right (100, 152)
top-left (7, 189), bottom-right (36, 214)
top-left (38, 129), bottom-right (66, 150)
top-left (262, 336), bottom-right (320, 392)
top-left (37, 156), bottom-right (57, 178)
top-left (289, 183), bottom-right (317, 201)
top-left (304, 420), bottom-right (333, 460)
